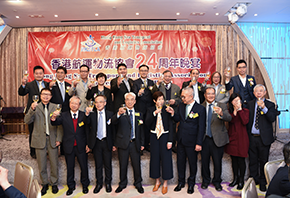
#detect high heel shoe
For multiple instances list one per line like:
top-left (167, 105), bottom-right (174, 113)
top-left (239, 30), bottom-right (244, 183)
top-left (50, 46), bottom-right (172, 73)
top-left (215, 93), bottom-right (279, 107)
top-left (153, 183), bottom-right (161, 192)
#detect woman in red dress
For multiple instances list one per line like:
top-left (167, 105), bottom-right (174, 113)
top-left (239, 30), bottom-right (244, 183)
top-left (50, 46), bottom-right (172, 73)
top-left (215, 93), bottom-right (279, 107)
top-left (225, 93), bottom-right (249, 190)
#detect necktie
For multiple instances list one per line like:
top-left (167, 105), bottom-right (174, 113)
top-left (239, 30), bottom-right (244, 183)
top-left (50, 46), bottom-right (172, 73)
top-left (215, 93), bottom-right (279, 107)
top-left (207, 104), bottom-right (212, 137)
top-left (156, 112), bottom-right (164, 139)
top-left (165, 84), bottom-right (169, 90)
top-left (39, 82), bottom-right (43, 92)
top-left (144, 80), bottom-right (147, 88)
top-left (129, 110), bottom-right (134, 139)
top-left (44, 105), bottom-right (49, 135)
top-left (97, 112), bottom-right (104, 140)
top-left (59, 82), bottom-right (65, 102)
top-left (254, 105), bottom-right (260, 129)
top-left (73, 113), bottom-right (77, 120)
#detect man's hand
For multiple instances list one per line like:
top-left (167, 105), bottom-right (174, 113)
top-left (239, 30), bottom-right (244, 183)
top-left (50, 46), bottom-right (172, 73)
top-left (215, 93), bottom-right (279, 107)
top-left (138, 89), bottom-right (145, 96)
top-left (169, 99), bottom-right (175, 105)
top-left (214, 106), bottom-right (223, 116)
top-left (141, 146), bottom-right (144, 151)
top-left (85, 145), bottom-right (91, 153)
top-left (51, 110), bottom-right (60, 121)
top-left (156, 76), bottom-right (163, 86)
top-left (118, 107), bottom-right (126, 116)
top-left (55, 141), bottom-right (60, 147)
top-left (112, 146), bottom-right (117, 151)
top-left (224, 69), bottom-right (231, 81)
top-left (31, 102), bottom-right (38, 110)
top-left (195, 145), bottom-right (202, 152)
top-left (85, 107), bottom-right (93, 116)
top-left (117, 77), bottom-right (123, 87)
top-left (49, 81), bottom-right (56, 88)
top-left (22, 76), bottom-right (28, 86)
top-left (167, 143), bottom-right (172, 150)
top-left (73, 80), bottom-right (79, 87)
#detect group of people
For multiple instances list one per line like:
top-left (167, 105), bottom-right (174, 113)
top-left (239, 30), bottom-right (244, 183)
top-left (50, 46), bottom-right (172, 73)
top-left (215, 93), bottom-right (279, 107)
top-left (17, 59), bottom-right (277, 196)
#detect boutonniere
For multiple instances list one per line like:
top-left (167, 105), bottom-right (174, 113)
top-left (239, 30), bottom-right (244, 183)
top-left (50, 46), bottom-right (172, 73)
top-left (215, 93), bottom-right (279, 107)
top-left (138, 119), bottom-right (143, 125)
top-left (260, 111), bottom-right (264, 115)
top-left (220, 88), bottom-right (226, 94)
top-left (50, 113), bottom-right (53, 117)
top-left (174, 92), bottom-right (177, 96)
top-left (149, 86), bottom-right (153, 90)
top-left (188, 112), bottom-right (199, 119)
top-left (135, 112), bottom-right (140, 116)
top-left (107, 119), bottom-right (111, 125)
top-left (198, 86), bottom-right (201, 91)
top-left (66, 86), bottom-right (71, 93)
top-left (78, 122), bottom-right (84, 127)
top-left (248, 78), bottom-right (254, 86)
top-left (94, 93), bottom-right (98, 98)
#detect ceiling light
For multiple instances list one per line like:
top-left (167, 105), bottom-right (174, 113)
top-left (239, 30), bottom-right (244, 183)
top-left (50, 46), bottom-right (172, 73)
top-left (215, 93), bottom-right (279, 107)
top-left (95, 13), bottom-right (99, 16)
top-left (0, 17), bottom-right (4, 26)
top-left (254, 13), bottom-right (258, 16)
top-left (136, 12), bottom-right (139, 15)
top-left (176, 12), bottom-right (180, 16)
top-left (228, 12), bottom-right (239, 24)
top-left (16, 16), bottom-right (19, 18)
top-left (198, 12), bottom-right (205, 16)
top-left (54, 15), bottom-right (58, 17)
top-left (236, 3), bottom-right (247, 16)
top-left (215, 13), bottom-right (219, 16)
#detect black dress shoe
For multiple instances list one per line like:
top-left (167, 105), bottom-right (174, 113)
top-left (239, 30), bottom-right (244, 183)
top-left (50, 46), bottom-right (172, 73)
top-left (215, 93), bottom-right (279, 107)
top-left (115, 186), bottom-right (125, 193)
top-left (93, 184), bottom-right (102, 194)
top-left (214, 183), bottom-right (223, 191)
top-left (201, 183), bottom-right (209, 189)
top-left (83, 186), bottom-right (89, 194)
top-left (66, 187), bottom-right (75, 196)
top-left (105, 184), bottom-right (112, 193)
top-left (174, 183), bottom-right (185, 191)
top-left (52, 185), bottom-right (59, 194)
top-left (41, 184), bottom-right (49, 196)
top-left (136, 186), bottom-right (144, 194)
top-left (187, 185), bottom-right (194, 194)
top-left (229, 177), bottom-right (238, 187)
top-left (237, 182), bottom-right (244, 190)
top-left (259, 184), bottom-right (267, 192)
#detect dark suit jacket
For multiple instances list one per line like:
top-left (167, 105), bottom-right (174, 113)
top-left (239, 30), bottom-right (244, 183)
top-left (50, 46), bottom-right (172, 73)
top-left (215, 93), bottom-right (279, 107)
top-left (247, 99), bottom-right (276, 146)
top-left (133, 78), bottom-right (155, 114)
top-left (201, 102), bottom-right (232, 147)
top-left (110, 77), bottom-right (134, 113)
top-left (86, 86), bottom-right (113, 111)
top-left (182, 81), bottom-right (205, 104)
top-left (266, 165), bottom-right (290, 197)
top-left (51, 111), bottom-right (87, 154)
top-left (173, 102), bottom-right (206, 147)
top-left (111, 110), bottom-right (144, 151)
top-left (145, 106), bottom-right (174, 143)
top-left (3, 186), bottom-right (26, 198)
top-left (50, 81), bottom-right (71, 112)
top-left (85, 110), bottom-right (114, 151)
top-left (18, 80), bottom-right (49, 113)
top-left (225, 75), bottom-right (256, 103)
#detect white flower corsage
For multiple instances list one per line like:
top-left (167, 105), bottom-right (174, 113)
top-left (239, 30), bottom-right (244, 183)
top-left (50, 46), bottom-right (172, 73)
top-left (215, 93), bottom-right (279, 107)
top-left (138, 119), bottom-right (143, 125)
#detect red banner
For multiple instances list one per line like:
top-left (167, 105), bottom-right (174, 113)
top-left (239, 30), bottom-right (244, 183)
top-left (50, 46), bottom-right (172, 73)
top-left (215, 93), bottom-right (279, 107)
top-left (28, 30), bottom-right (216, 87)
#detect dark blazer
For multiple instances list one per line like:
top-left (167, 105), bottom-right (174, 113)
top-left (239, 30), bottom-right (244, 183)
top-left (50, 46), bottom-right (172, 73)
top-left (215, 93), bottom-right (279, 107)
top-left (110, 77), bottom-right (134, 113)
top-left (86, 86), bottom-right (113, 111)
top-left (18, 80), bottom-right (49, 113)
top-left (133, 78), bottom-right (155, 114)
top-left (173, 102), bottom-right (206, 147)
top-left (145, 106), bottom-right (174, 143)
top-left (50, 81), bottom-right (71, 112)
top-left (85, 110), bottom-right (114, 151)
top-left (225, 75), bottom-right (256, 103)
top-left (111, 110), bottom-right (144, 151)
top-left (3, 186), bottom-right (26, 198)
top-left (51, 111), bottom-right (87, 154)
top-left (247, 99), bottom-right (276, 146)
top-left (266, 165), bottom-right (290, 197)
top-left (201, 102), bottom-right (232, 147)
top-left (182, 81), bottom-right (205, 104)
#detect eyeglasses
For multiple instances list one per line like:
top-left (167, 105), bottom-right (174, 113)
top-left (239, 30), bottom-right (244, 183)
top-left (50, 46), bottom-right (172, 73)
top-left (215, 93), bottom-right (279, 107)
top-left (237, 66), bottom-right (247, 69)
top-left (41, 93), bottom-right (52, 96)
top-left (80, 70), bottom-right (89, 73)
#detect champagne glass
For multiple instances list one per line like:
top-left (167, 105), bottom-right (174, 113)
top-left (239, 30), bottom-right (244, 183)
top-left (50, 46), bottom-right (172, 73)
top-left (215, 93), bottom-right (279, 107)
top-left (88, 101), bottom-right (94, 108)
top-left (23, 70), bottom-right (29, 77)
top-left (141, 84), bottom-right (145, 90)
top-left (206, 72), bottom-right (211, 78)
top-left (213, 102), bottom-right (218, 113)
top-left (192, 76), bottom-right (196, 83)
top-left (165, 100), bottom-right (170, 107)
top-left (76, 74), bottom-right (80, 82)
top-left (52, 76), bottom-right (57, 86)
top-left (227, 67), bottom-right (231, 74)
top-left (56, 104), bottom-right (62, 112)
top-left (33, 95), bottom-right (39, 103)
top-left (0, 151), bottom-right (3, 163)
top-left (120, 74), bottom-right (124, 81)
top-left (121, 104), bottom-right (127, 115)
top-left (90, 75), bottom-right (95, 85)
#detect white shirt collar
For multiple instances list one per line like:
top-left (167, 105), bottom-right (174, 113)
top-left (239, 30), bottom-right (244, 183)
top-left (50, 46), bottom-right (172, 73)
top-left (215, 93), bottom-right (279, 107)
top-left (70, 110), bottom-right (79, 119)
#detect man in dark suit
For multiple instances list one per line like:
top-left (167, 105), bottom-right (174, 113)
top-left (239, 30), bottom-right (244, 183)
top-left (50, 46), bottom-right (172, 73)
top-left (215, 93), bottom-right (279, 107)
top-left (225, 59), bottom-right (256, 108)
top-left (18, 65), bottom-right (49, 158)
top-left (110, 63), bottom-right (134, 113)
top-left (111, 92), bottom-right (145, 194)
top-left (85, 95), bottom-right (115, 194)
top-left (266, 142), bottom-right (290, 197)
top-left (50, 66), bottom-right (71, 112)
top-left (167, 87), bottom-right (206, 194)
top-left (51, 96), bottom-right (90, 196)
top-left (133, 64), bottom-right (155, 151)
top-left (247, 84), bottom-right (276, 192)
top-left (181, 69), bottom-right (205, 104)
top-left (201, 86), bottom-right (232, 191)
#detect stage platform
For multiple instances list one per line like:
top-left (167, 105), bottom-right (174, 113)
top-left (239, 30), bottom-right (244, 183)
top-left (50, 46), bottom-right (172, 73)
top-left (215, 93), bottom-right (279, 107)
top-left (0, 133), bottom-right (287, 186)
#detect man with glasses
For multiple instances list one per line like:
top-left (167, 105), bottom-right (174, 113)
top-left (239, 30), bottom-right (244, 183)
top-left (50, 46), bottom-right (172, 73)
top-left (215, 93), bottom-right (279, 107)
top-left (224, 59), bottom-right (256, 108)
top-left (68, 65), bottom-right (90, 111)
top-left (24, 88), bottom-right (63, 196)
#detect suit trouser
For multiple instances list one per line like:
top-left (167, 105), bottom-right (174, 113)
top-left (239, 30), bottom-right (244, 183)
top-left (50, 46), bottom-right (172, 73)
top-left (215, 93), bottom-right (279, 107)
top-left (65, 146), bottom-right (90, 189)
top-left (118, 141), bottom-right (142, 188)
top-left (201, 136), bottom-right (224, 184)
top-left (177, 141), bottom-right (198, 186)
top-left (35, 136), bottom-right (58, 185)
top-left (150, 133), bottom-right (173, 180)
top-left (28, 123), bottom-right (35, 155)
top-left (93, 138), bottom-right (112, 185)
top-left (249, 135), bottom-right (270, 186)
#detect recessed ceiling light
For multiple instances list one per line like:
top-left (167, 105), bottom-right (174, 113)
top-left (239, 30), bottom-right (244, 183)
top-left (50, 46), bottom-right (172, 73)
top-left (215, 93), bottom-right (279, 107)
top-left (16, 16), bottom-right (19, 18)
top-left (254, 13), bottom-right (258, 16)
top-left (54, 15), bottom-right (58, 17)
top-left (136, 12), bottom-right (139, 15)
top-left (215, 13), bottom-right (219, 16)
top-left (176, 12), bottom-right (180, 16)
top-left (198, 12), bottom-right (205, 16)
top-left (95, 13), bottom-right (99, 16)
